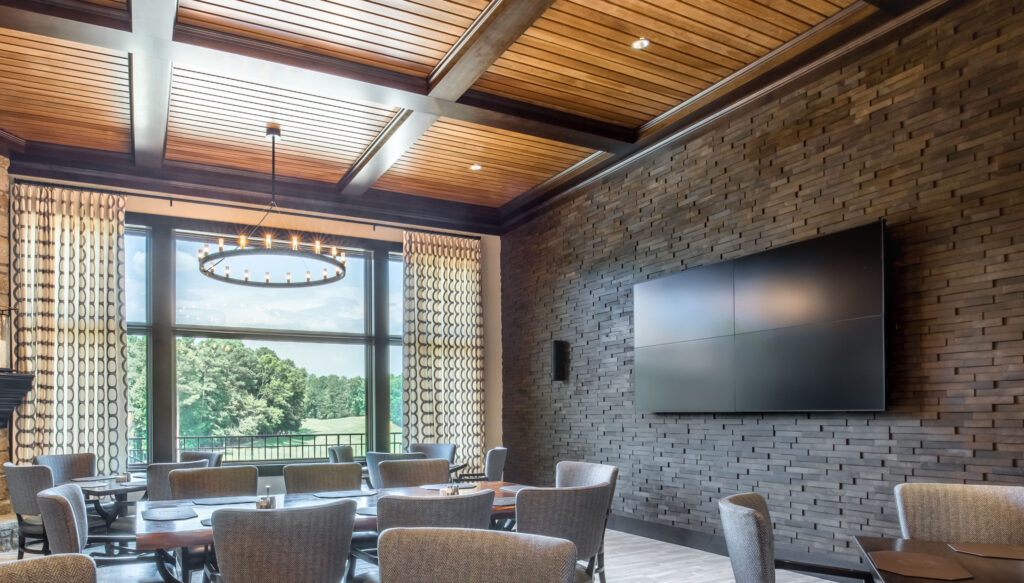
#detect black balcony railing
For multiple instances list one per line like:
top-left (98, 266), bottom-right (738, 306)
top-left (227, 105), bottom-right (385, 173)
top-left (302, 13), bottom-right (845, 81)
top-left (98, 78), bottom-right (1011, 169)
top-left (127, 432), bottom-right (403, 465)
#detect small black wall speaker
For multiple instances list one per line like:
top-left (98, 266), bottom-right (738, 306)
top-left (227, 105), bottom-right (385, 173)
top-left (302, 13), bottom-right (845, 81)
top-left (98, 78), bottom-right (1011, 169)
top-left (552, 340), bottom-right (569, 381)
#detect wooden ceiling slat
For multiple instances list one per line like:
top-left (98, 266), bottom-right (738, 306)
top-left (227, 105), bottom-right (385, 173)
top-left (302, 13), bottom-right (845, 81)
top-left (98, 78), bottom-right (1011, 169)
top-left (472, 0), bottom-right (852, 126)
top-left (373, 117), bottom-right (595, 206)
top-left (166, 119), bottom-right (380, 157)
top-left (176, 0), bottom-right (489, 76)
top-left (748, 0), bottom-right (831, 25)
top-left (0, 38), bottom-right (127, 68)
top-left (789, 0), bottom-right (851, 17)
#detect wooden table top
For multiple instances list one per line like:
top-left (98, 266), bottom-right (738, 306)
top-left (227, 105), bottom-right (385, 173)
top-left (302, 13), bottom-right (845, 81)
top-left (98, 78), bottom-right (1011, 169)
top-left (135, 481), bottom-right (519, 551)
top-left (856, 537), bottom-right (1024, 583)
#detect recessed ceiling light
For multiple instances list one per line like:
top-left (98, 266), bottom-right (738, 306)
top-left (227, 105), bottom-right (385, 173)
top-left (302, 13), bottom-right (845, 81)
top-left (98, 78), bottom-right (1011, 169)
top-left (469, 163), bottom-right (482, 171)
top-left (631, 37), bottom-right (650, 50)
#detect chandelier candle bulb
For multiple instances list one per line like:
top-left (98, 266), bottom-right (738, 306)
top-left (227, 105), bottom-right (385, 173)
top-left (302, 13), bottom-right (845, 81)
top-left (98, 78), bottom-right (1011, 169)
top-left (291, 236), bottom-right (298, 251)
top-left (239, 235), bottom-right (247, 249)
top-left (203, 244), bottom-right (210, 256)
top-left (286, 272), bottom-right (291, 283)
top-left (218, 238), bottom-right (224, 252)
top-left (225, 266), bottom-right (230, 278)
top-left (323, 268), bottom-right (328, 279)
top-left (244, 270), bottom-right (250, 282)
top-left (331, 247), bottom-right (337, 257)
top-left (314, 241), bottom-right (321, 254)
top-left (197, 249), bottom-right (202, 260)
top-left (265, 234), bottom-right (272, 249)
top-left (306, 271), bottom-right (311, 282)
top-left (265, 272), bottom-right (270, 283)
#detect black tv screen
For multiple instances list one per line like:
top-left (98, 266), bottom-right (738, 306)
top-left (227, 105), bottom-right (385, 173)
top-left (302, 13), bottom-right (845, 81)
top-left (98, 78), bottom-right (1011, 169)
top-left (634, 221), bottom-right (886, 413)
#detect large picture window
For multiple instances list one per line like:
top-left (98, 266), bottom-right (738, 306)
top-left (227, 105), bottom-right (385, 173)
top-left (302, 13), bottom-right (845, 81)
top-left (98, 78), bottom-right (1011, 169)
top-left (125, 214), bottom-right (402, 466)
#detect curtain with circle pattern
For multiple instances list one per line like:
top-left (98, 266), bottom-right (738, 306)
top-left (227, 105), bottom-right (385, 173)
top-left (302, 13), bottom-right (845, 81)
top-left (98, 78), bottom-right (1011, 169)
top-left (402, 232), bottom-right (485, 473)
top-left (11, 183), bottom-right (128, 474)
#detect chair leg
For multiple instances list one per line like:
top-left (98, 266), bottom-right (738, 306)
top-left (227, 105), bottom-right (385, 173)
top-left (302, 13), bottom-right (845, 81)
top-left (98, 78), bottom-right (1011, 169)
top-left (596, 544), bottom-right (607, 583)
top-left (346, 553), bottom-right (358, 582)
top-left (17, 534), bottom-right (24, 560)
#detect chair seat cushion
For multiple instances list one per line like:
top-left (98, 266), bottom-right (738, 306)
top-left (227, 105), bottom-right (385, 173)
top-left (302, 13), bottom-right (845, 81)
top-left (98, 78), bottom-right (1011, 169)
top-left (18, 515), bottom-right (45, 536)
top-left (351, 531), bottom-right (378, 544)
top-left (575, 565), bottom-right (593, 583)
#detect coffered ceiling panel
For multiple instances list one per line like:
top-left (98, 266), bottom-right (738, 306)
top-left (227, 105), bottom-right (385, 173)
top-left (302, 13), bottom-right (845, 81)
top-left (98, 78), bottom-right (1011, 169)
top-left (0, 27), bottom-right (131, 152)
top-left (373, 118), bottom-right (597, 207)
top-left (472, 0), bottom-right (858, 127)
top-left (165, 68), bottom-right (399, 182)
top-left (176, 0), bottom-right (491, 77)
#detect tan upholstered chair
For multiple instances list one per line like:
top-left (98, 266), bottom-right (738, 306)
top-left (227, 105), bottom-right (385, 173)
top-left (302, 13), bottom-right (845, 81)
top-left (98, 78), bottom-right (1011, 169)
top-left (408, 443), bottom-right (456, 463)
top-left (719, 493), bottom-right (871, 583)
top-left (3, 462), bottom-right (53, 558)
top-left (364, 452), bottom-right (426, 489)
top-left (34, 452), bottom-right (96, 483)
top-left (0, 554), bottom-right (97, 583)
top-left (283, 462), bottom-right (362, 494)
top-left (328, 445), bottom-right (355, 463)
top-left (36, 484), bottom-right (139, 565)
top-left (554, 460), bottom-right (619, 582)
top-left (516, 484), bottom-right (611, 583)
top-left (457, 447), bottom-right (508, 482)
top-left (377, 528), bottom-right (576, 583)
top-left (179, 450), bottom-right (224, 467)
top-left (169, 466), bottom-right (258, 500)
top-left (895, 483), bottom-right (1024, 544)
top-left (146, 460), bottom-right (209, 501)
top-left (377, 459), bottom-right (449, 488)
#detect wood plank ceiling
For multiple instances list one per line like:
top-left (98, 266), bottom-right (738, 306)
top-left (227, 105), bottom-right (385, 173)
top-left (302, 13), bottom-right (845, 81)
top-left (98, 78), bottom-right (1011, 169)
top-left (0, 0), bottom-right (911, 229)
top-left (166, 67), bottom-right (398, 182)
top-left (0, 27), bottom-right (131, 152)
top-left (473, 0), bottom-right (857, 127)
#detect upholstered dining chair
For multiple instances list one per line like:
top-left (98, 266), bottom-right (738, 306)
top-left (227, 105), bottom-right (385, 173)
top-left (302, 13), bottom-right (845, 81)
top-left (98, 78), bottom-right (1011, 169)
top-left (376, 528), bottom-right (577, 583)
top-left (0, 553), bottom-right (98, 583)
top-left (894, 483), bottom-right (1024, 545)
top-left (36, 484), bottom-right (143, 566)
top-left (516, 484), bottom-right (612, 583)
top-left (457, 447), bottom-right (508, 482)
top-left (179, 450), bottom-right (224, 467)
top-left (364, 452), bottom-right (426, 489)
top-left (718, 493), bottom-right (872, 583)
top-left (208, 499), bottom-right (357, 583)
top-left (408, 443), bottom-right (456, 463)
top-left (146, 460), bottom-right (209, 501)
top-left (3, 462), bottom-right (53, 558)
top-left (283, 462), bottom-right (362, 494)
top-left (376, 459), bottom-right (450, 489)
top-left (168, 465), bottom-right (258, 500)
top-left (555, 460), bottom-right (619, 582)
top-left (328, 445), bottom-right (354, 463)
top-left (34, 452), bottom-right (97, 483)
top-left (350, 489), bottom-right (496, 581)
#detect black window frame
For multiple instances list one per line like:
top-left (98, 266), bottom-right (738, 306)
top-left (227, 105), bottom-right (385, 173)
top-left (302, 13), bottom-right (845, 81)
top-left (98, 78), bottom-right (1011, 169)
top-left (125, 212), bottom-right (402, 469)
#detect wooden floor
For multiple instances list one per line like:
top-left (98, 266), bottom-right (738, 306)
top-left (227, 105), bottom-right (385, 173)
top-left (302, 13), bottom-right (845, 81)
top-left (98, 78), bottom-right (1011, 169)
top-left (1, 528), bottom-right (829, 582)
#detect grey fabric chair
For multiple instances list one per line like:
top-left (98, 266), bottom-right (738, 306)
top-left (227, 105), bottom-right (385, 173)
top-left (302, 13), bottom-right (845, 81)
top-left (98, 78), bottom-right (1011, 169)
top-left (895, 483), bottom-right (1024, 544)
top-left (179, 450), bottom-right (224, 467)
top-left (36, 484), bottom-right (140, 566)
top-left (458, 447), bottom-right (507, 482)
top-left (351, 489), bottom-right (496, 580)
top-left (516, 484), bottom-right (612, 583)
top-left (34, 452), bottom-right (96, 483)
top-left (169, 465), bottom-right (258, 500)
top-left (146, 460), bottom-right (209, 501)
top-left (408, 443), bottom-right (456, 463)
top-left (555, 460), bottom-right (619, 582)
top-left (718, 493), bottom-right (872, 583)
top-left (3, 462), bottom-right (53, 558)
top-left (328, 445), bottom-right (354, 463)
top-left (365, 452), bottom-right (426, 489)
top-left (377, 528), bottom-right (577, 583)
top-left (377, 459), bottom-right (450, 489)
top-left (283, 462), bottom-right (362, 494)
top-left (0, 553), bottom-right (98, 583)
top-left (209, 499), bottom-right (357, 583)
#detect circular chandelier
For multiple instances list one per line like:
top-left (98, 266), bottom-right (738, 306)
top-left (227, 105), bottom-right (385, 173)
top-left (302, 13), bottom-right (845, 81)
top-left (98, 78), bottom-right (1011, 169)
top-left (197, 125), bottom-right (347, 288)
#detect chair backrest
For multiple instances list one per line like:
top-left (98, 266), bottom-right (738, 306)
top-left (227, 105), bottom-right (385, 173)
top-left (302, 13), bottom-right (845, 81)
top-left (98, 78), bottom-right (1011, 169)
top-left (377, 459), bottom-right (450, 489)
top-left (555, 460), bottom-right (618, 492)
top-left (34, 453), bottom-right (96, 484)
top-left (408, 443), bottom-right (456, 463)
top-left (283, 463), bottom-right (362, 494)
top-left (179, 450), bottom-right (224, 467)
top-left (212, 499), bottom-right (356, 583)
top-left (328, 445), bottom-right (354, 463)
top-left (484, 447), bottom-right (508, 481)
top-left (377, 528), bottom-right (576, 583)
top-left (377, 489), bottom-right (495, 531)
top-left (169, 466), bottom-right (259, 500)
top-left (516, 484), bottom-right (612, 561)
top-left (37, 484), bottom-right (90, 554)
top-left (895, 483), bottom-right (1024, 545)
top-left (146, 460), bottom-right (209, 501)
top-left (3, 462), bottom-right (53, 517)
top-left (365, 452), bottom-right (426, 489)
top-left (718, 493), bottom-right (775, 583)
top-left (0, 554), bottom-right (97, 583)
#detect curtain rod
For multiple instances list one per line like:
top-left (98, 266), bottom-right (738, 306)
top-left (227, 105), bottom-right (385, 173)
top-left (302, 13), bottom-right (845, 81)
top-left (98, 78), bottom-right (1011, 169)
top-left (11, 179), bottom-right (483, 241)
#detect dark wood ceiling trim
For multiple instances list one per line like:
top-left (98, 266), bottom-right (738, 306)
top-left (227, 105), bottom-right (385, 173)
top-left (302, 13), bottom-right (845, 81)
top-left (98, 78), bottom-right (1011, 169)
top-left (0, 128), bottom-right (27, 157)
top-left (498, 0), bottom-right (958, 232)
top-left (862, 0), bottom-right (931, 15)
top-left (129, 0), bottom-right (174, 169)
top-left (9, 142), bottom-right (501, 234)
top-left (338, 0), bottom-right (561, 196)
top-left (0, 0), bottom-right (130, 31)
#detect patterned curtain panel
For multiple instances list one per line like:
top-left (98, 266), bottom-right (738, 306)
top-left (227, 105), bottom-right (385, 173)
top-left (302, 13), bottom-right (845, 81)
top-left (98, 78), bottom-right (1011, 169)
top-left (11, 183), bottom-right (128, 473)
top-left (402, 232), bottom-right (485, 473)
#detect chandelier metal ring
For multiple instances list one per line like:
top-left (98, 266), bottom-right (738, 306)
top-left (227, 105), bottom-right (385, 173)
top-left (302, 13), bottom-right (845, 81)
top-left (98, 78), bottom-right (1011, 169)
top-left (199, 247), bottom-right (347, 288)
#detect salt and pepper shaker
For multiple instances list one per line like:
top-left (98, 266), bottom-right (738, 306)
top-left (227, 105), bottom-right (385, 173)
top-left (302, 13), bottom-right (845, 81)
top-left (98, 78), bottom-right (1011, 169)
top-left (257, 484), bottom-right (276, 509)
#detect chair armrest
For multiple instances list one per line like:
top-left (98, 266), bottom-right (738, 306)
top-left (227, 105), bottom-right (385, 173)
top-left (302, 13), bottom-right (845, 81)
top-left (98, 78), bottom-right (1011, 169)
top-left (775, 558), bottom-right (874, 582)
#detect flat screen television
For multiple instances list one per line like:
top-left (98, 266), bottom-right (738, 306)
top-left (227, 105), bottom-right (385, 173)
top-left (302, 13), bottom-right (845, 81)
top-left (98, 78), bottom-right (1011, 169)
top-left (633, 221), bottom-right (886, 413)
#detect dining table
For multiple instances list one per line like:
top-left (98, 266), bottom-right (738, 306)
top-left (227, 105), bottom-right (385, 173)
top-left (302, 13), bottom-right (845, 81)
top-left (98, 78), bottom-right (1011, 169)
top-left (135, 480), bottom-right (520, 552)
top-left (855, 536), bottom-right (1024, 583)
top-left (65, 476), bottom-right (148, 528)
